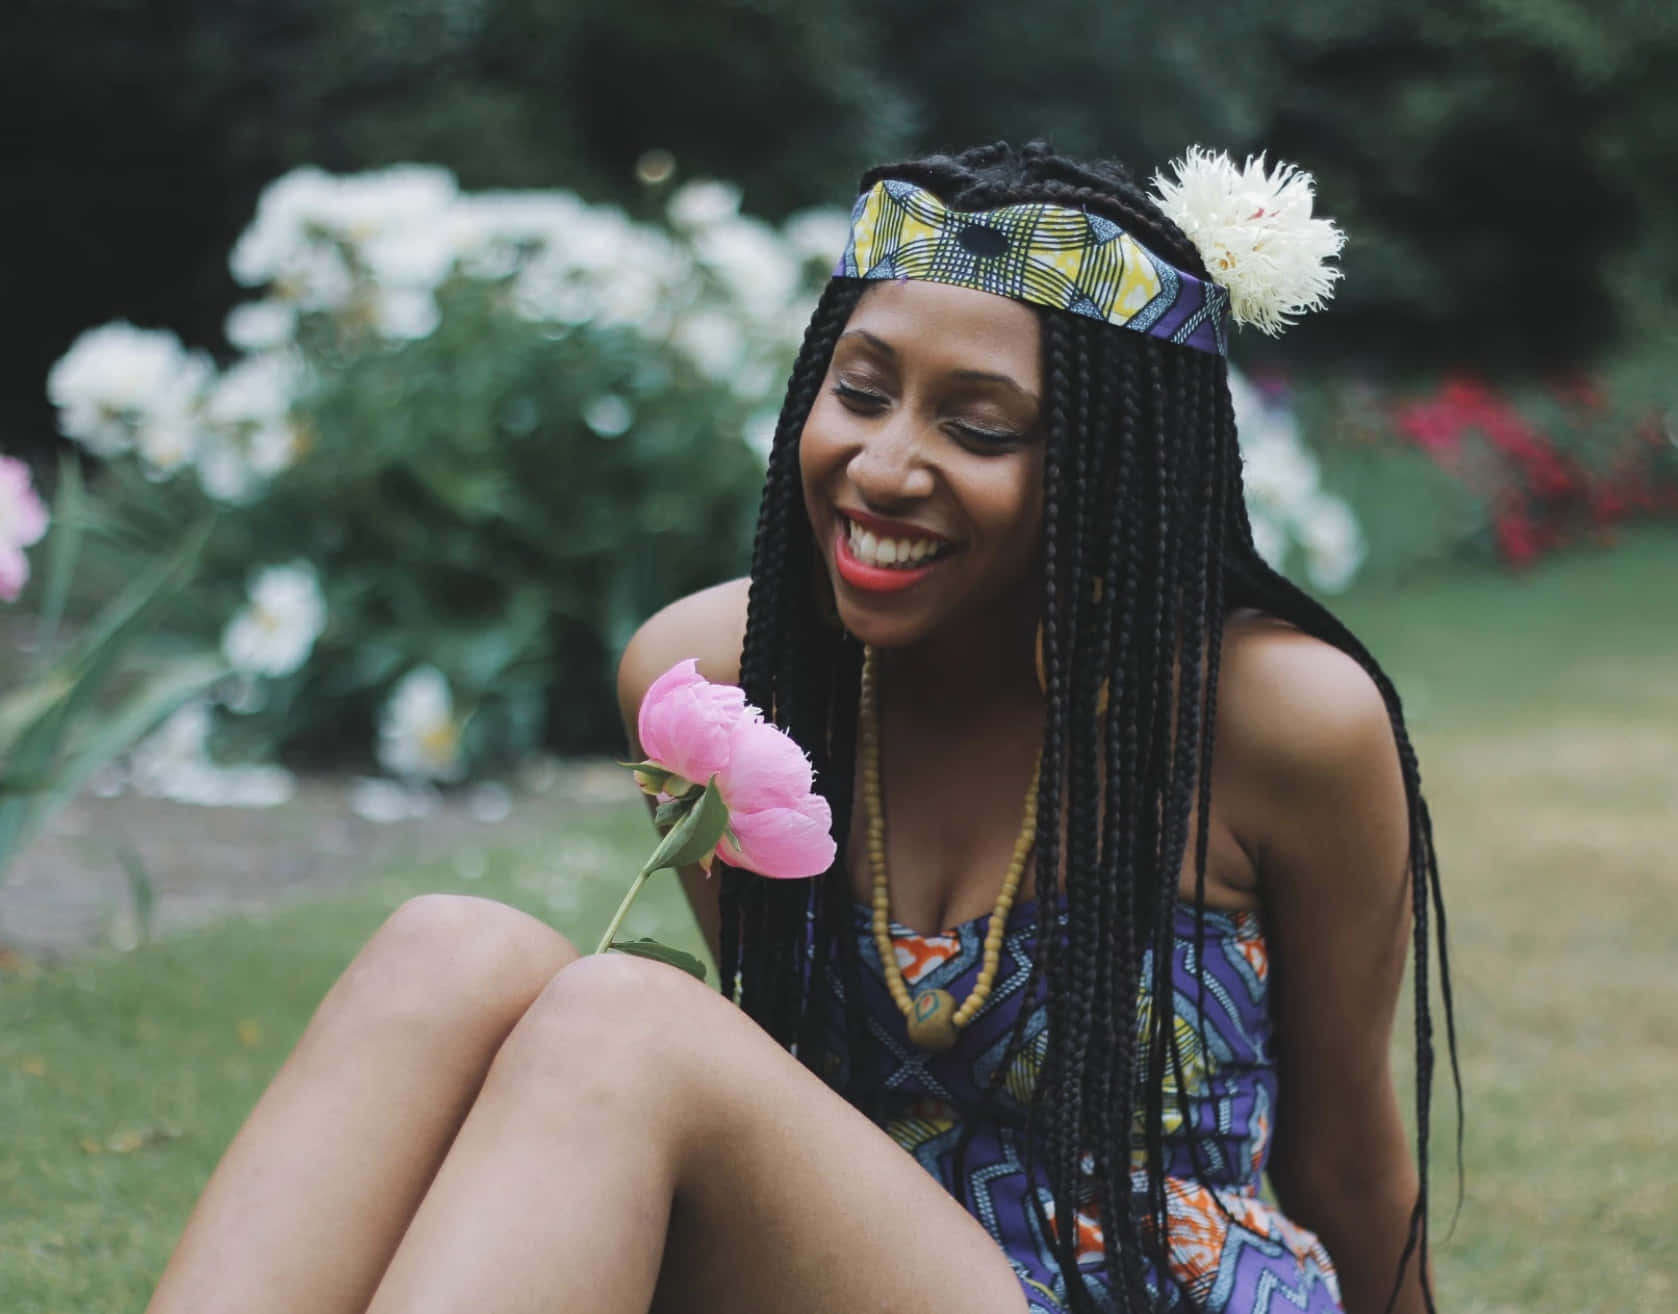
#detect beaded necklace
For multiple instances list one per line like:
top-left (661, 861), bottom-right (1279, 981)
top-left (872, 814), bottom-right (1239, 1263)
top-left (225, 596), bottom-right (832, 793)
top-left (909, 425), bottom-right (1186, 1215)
top-left (859, 645), bottom-right (1041, 1052)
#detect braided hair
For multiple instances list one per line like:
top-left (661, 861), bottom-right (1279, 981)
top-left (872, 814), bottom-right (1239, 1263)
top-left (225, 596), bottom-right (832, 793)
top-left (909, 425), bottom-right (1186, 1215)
top-left (721, 141), bottom-right (1458, 1314)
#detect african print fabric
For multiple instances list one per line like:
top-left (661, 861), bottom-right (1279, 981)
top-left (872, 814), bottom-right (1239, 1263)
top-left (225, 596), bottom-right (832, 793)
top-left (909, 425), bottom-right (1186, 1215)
top-left (814, 898), bottom-right (1343, 1313)
top-left (834, 180), bottom-right (1232, 357)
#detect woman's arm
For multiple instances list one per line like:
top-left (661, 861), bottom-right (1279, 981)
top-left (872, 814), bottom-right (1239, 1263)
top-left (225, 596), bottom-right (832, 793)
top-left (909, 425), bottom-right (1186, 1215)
top-left (1220, 624), bottom-right (1432, 1314)
top-left (614, 575), bottom-right (753, 969)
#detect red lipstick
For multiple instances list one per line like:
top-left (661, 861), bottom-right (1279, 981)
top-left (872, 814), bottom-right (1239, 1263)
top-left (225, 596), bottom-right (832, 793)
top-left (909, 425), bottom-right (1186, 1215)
top-left (832, 519), bottom-right (949, 593)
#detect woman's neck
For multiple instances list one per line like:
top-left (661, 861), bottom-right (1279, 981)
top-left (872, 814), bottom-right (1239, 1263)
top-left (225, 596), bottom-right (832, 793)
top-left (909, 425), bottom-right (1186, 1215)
top-left (872, 618), bottom-right (1040, 733)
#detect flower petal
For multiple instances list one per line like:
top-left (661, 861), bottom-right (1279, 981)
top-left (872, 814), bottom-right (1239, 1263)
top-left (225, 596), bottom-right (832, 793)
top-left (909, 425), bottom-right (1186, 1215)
top-left (636, 658), bottom-right (749, 784)
top-left (717, 714), bottom-right (815, 811)
top-left (720, 793), bottom-right (836, 879)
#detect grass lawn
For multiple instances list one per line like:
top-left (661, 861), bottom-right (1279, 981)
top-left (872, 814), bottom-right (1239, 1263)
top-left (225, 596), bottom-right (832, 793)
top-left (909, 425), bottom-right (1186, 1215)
top-left (3, 527), bottom-right (1675, 1312)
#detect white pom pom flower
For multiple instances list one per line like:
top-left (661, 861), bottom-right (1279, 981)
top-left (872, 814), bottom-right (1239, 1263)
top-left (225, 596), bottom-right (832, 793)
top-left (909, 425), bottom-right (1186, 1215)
top-left (1149, 147), bottom-right (1346, 338)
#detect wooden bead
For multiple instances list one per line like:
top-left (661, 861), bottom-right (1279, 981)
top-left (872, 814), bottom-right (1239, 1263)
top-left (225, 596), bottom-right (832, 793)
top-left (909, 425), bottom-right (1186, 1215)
top-left (906, 989), bottom-right (961, 1052)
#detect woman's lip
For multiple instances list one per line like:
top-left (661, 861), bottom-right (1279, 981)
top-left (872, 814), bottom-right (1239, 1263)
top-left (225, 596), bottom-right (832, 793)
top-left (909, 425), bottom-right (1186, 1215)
top-left (833, 522), bottom-right (945, 592)
top-left (838, 507), bottom-right (951, 545)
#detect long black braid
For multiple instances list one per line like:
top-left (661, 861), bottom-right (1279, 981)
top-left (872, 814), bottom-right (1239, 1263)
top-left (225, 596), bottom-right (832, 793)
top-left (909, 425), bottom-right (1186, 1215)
top-left (724, 141), bottom-right (1459, 1314)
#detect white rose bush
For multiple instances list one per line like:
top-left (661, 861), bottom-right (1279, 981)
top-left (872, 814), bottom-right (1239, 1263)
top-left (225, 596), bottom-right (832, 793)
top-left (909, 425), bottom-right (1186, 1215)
top-left (7, 165), bottom-right (843, 872)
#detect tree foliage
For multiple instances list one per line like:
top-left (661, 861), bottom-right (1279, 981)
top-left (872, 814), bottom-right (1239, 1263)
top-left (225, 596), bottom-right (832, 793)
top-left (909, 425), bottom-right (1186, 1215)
top-left (5, 0), bottom-right (1677, 461)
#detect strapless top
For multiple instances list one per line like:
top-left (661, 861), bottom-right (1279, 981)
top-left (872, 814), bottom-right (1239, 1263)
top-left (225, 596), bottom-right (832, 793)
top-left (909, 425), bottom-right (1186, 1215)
top-left (809, 895), bottom-right (1343, 1312)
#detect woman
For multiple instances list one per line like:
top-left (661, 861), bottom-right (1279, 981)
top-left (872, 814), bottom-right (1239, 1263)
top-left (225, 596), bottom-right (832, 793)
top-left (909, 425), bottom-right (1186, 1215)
top-left (146, 142), bottom-right (1454, 1314)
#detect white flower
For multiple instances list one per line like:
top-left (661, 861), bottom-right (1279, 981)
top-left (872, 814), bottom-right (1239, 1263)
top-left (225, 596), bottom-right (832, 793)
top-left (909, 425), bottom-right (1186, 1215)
top-left (232, 165), bottom-right (458, 292)
top-left (348, 776), bottom-right (439, 824)
top-left (781, 208), bottom-right (851, 266)
top-left (378, 666), bottom-right (467, 782)
top-left (225, 300), bottom-right (299, 353)
top-left (361, 226), bottom-right (457, 291)
top-left (207, 352), bottom-right (301, 430)
top-left (1297, 493), bottom-right (1366, 594)
top-left (1248, 510), bottom-right (1287, 570)
top-left (672, 308), bottom-right (746, 382)
top-left (132, 413), bottom-right (201, 479)
top-left (196, 433), bottom-right (257, 503)
top-left (446, 191), bottom-right (587, 280)
top-left (582, 394), bottom-right (634, 438)
top-left (667, 180), bottom-right (742, 230)
top-left (743, 407), bottom-right (781, 459)
top-left (1150, 148), bottom-right (1346, 338)
top-left (46, 322), bottom-right (212, 460)
top-left (128, 700), bottom-right (292, 806)
top-left (1230, 366), bottom-right (1365, 592)
top-left (694, 217), bottom-right (799, 324)
top-left (222, 561), bottom-right (326, 677)
top-left (131, 700), bottom-right (213, 794)
top-left (230, 167), bottom-right (343, 287)
top-left (372, 287), bottom-right (442, 340)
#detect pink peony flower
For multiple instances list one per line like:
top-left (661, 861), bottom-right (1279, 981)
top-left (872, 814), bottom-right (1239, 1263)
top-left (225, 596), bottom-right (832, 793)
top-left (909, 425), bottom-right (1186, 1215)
top-left (636, 658), bottom-right (835, 879)
top-left (0, 456), bottom-right (50, 604)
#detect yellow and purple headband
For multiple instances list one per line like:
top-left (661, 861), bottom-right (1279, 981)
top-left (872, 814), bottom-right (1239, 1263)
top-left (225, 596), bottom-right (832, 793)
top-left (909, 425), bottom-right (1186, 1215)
top-left (834, 179), bottom-right (1231, 357)
top-left (833, 154), bottom-right (1347, 358)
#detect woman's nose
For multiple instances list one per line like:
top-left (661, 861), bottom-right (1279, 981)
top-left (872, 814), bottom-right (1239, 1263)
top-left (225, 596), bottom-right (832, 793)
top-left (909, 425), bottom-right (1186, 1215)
top-left (846, 413), bottom-right (936, 505)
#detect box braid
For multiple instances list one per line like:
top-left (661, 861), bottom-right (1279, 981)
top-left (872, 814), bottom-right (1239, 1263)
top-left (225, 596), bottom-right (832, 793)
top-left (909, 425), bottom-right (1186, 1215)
top-left (726, 141), bottom-right (1459, 1314)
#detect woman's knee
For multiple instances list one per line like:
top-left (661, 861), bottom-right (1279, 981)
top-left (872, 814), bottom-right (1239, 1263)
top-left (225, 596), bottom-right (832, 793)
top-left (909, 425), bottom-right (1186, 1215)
top-left (496, 952), bottom-right (724, 1100)
top-left (318, 893), bottom-right (579, 1039)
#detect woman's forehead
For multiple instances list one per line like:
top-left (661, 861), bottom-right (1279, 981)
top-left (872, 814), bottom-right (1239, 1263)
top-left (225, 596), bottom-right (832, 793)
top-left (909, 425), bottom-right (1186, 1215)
top-left (841, 280), bottom-right (1042, 391)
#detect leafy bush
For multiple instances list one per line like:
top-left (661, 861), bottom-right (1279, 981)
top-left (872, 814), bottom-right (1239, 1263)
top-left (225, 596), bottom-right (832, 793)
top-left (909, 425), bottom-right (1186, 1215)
top-left (47, 169), bottom-right (842, 776)
top-left (1293, 370), bottom-right (1678, 575)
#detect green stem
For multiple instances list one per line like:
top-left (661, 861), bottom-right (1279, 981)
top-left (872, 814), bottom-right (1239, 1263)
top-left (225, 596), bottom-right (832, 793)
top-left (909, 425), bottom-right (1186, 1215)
top-left (594, 856), bottom-right (662, 955)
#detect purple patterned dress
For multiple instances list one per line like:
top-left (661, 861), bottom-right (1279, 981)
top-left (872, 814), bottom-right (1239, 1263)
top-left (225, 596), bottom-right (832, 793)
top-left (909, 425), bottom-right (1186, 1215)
top-left (815, 897), bottom-right (1343, 1313)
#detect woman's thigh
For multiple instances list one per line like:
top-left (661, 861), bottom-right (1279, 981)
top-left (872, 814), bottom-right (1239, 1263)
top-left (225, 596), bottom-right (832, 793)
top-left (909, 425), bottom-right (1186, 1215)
top-left (557, 957), bottom-right (1033, 1314)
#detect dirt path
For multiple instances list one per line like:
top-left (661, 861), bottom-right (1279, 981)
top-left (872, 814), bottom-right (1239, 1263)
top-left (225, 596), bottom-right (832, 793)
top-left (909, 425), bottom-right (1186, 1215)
top-left (0, 759), bottom-right (629, 961)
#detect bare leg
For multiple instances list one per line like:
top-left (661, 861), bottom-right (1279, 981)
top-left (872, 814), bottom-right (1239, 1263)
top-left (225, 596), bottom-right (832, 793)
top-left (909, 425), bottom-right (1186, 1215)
top-left (146, 895), bottom-right (577, 1314)
top-left (368, 952), bottom-right (1030, 1314)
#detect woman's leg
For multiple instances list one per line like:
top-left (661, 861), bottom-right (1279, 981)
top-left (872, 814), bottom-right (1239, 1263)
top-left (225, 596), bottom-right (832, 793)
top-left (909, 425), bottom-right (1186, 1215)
top-left (146, 894), bottom-right (578, 1314)
top-left (367, 952), bottom-right (1030, 1314)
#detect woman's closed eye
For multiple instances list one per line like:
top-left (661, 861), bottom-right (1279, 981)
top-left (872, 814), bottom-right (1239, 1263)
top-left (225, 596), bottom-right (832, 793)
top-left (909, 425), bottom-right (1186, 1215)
top-left (833, 380), bottom-right (889, 412)
top-left (834, 381), bottom-right (1025, 447)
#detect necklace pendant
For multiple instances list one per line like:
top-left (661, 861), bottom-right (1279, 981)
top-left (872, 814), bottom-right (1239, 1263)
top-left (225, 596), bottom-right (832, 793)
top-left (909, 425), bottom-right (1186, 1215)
top-left (905, 988), bottom-right (961, 1052)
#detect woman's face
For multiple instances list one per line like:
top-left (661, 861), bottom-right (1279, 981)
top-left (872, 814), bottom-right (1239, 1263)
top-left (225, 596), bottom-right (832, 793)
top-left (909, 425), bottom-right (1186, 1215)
top-left (800, 279), bottom-right (1046, 650)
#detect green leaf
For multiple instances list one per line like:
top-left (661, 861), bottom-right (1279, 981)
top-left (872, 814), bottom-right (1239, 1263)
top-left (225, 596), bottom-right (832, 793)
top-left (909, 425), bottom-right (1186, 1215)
top-left (653, 797), bottom-right (687, 829)
top-left (0, 671), bottom-right (75, 757)
top-left (643, 776), bottom-right (730, 873)
top-left (609, 937), bottom-right (707, 982)
top-left (34, 452), bottom-right (85, 666)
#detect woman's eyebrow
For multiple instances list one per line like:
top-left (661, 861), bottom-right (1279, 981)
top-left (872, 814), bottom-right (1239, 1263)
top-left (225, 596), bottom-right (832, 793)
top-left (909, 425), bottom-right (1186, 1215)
top-left (837, 330), bottom-right (1038, 405)
top-left (836, 329), bottom-right (896, 358)
top-left (949, 369), bottom-right (1039, 406)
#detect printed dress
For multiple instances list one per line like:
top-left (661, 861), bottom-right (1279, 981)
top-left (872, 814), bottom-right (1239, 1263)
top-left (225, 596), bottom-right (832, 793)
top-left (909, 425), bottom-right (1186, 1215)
top-left (815, 898), bottom-right (1343, 1314)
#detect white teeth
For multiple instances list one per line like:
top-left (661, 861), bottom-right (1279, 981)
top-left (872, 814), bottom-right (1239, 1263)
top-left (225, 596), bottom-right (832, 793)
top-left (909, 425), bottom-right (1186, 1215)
top-left (845, 518), bottom-right (945, 569)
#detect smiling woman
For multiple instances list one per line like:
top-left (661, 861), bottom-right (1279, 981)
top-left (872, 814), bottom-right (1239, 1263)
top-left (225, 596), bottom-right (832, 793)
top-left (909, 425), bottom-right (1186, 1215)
top-left (144, 142), bottom-right (1455, 1314)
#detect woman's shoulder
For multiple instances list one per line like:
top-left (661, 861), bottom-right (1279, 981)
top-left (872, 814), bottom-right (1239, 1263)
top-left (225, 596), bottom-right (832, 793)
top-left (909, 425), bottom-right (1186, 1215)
top-left (616, 576), bottom-right (753, 741)
top-left (1215, 609), bottom-right (1396, 788)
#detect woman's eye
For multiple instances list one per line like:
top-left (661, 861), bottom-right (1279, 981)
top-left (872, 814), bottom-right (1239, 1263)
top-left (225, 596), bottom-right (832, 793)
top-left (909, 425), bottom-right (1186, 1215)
top-left (833, 382), bottom-right (888, 411)
top-left (949, 420), bottom-right (1022, 447)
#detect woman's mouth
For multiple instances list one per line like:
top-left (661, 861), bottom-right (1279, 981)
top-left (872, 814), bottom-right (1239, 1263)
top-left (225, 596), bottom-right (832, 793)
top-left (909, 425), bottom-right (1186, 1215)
top-left (833, 514), bottom-right (956, 592)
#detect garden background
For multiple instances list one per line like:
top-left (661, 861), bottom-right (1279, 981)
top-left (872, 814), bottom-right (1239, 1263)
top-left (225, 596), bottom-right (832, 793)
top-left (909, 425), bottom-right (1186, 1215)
top-left (2, 0), bottom-right (1675, 1309)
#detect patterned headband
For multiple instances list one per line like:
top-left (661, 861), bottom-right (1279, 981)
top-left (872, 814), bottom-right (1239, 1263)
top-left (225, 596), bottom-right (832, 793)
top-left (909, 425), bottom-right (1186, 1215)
top-left (834, 178), bottom-right (1232, 357)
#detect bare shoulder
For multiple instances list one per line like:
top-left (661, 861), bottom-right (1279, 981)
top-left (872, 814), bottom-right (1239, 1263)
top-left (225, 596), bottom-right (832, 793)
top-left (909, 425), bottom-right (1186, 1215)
top-left (616, 576), bottom-right (753, 747)
top-left (1216, 609), bottom-right (1396, 787)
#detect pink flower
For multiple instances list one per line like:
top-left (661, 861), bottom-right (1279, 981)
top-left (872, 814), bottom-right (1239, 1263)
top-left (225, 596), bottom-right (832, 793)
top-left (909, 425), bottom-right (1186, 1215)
top-left (636, 658), bottom-right (835, 879)
top-left (0, 456), bottom-right (50, 604)
top-left (637, 657), bottom-right (750, 786)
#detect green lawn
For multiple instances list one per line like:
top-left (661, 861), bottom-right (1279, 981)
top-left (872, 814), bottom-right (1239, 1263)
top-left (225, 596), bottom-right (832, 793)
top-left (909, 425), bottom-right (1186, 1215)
top-left (3, 527), bottom-right (1675, 1312)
